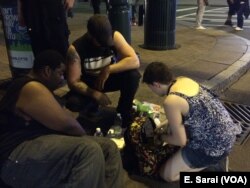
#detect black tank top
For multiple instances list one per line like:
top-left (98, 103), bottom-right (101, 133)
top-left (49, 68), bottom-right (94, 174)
top-left (0, 77), bottom-right (57, 165)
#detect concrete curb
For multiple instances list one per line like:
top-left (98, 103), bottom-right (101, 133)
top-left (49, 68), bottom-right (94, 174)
top-left (203, 36), bottom-right (250, 95)
top-left (176, 20), bottom-right (250, 95)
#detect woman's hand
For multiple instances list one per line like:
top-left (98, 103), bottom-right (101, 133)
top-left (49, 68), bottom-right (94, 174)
top-left (154, 124), bottom-right (170, 146)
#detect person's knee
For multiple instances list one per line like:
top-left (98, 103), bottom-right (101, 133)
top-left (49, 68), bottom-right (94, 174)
top-left (127, 69), bottom-right (141, 81)
top-left (101, 138), bottom-right (120, 156)
top-left (85, 140), bottom-right (102, 152)
top-left (79, 140), bottom-right (104, 163)
top-left (159, 166), bottom-right (177, 182)
top-left (159, 171), bottom-right (176, 182)
top-left (107, 139), bottom-right (120, 154)
top-left (123, 70), bottom-right (141, 88)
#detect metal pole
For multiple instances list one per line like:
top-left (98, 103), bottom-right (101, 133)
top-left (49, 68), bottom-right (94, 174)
top-left (108, 0), bottom-right (131, 44)
top-left (143, 0), bottom-right (178, 50)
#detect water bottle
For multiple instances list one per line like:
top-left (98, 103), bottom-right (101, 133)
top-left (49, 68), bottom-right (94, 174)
top-left (94, 127), bottom-right (104, 137)
top-left (106, 126), bottom-right (125, 149)
top-left (106, 128), bottom-right (116, 138)
top-left (109, 113), bottom-right (122, 138)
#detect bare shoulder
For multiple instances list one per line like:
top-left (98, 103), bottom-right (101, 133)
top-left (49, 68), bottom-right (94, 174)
top-left (20, 81), bottom-right (53, 98)
top-left (177, 77), bottom-right (198, 86)
top-left (164, 94), bottom-right (186, 106)
top-left (113, 31), bottom-right (127, 45)
top-left (67, 45), bottom-right (80, 63)
top-left (16, 81), bottom-right (56, 112)
top-left (164, 93), bottom-right (189, 115)
top-left (113, 31), bottom-right (137, 59)
top-left (174, 77), bottom-right (199, 97)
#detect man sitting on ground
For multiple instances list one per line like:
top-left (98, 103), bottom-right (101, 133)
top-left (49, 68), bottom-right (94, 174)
top-left (0, 50), bottom-right (125, 188)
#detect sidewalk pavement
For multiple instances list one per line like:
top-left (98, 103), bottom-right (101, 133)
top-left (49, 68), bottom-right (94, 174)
top-left (0, 9), bottom-right (250, 187)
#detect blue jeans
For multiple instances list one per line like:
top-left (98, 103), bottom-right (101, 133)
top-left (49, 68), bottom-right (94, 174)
top-left (182, 146), bottom-right (228, 168)
top-left (0, 135), bottom-right (124, 188)
top-left (236, 2), bottom-right (246, 28)
top-left (227, 0), bottom-right (237, 15)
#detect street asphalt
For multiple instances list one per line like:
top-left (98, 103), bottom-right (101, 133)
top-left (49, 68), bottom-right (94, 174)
top-left (0, 2), bottom-right (249, 187)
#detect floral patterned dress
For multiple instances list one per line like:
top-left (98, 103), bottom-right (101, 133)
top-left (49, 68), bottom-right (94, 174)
top-left (169, 85), bottom-right (242, 157)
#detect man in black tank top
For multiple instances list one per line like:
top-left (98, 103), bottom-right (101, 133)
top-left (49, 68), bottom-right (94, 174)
top-left (0, 50), bottom-right (125, 188)
top-left (66, 15), bottom-right (141, 129)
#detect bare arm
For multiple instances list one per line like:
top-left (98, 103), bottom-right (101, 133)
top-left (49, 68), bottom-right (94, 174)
top-left (66, 45), bottom-right (111, 106)
top-left (94, 31), bottom-right (140, 90)
top-left (93, 31), bottom-right (139, 91)
top-left (66, 45), bottom-right (85, 92)
top-left (162, 95), bottom-right (188, 147)
top-left (16, 81), bottom-right (85, 136)
top-left (108, 31), bottom-right (140, 73)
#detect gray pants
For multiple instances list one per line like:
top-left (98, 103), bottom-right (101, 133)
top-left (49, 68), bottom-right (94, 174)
top-left (0, 135), bottom-right (124, 188)
top-left (196, 0), bottom-right (206, 27)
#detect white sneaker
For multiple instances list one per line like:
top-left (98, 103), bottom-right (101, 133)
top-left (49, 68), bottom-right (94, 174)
top-left (225, 156), bottom-right (229, 172)
top-left (196, 26), bottom-right (206, 30)
top-left (235, 27), bottom-right (243, 31)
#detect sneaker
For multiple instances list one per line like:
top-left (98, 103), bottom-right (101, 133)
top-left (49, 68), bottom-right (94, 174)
top-left (235, 27), bottom-right (243, 31)
top-left (225, 156), bottom-right (229, 172)
top-left (196, 26), bottom-right (206, 30)
top-left (131, 21), bottom-right (137, 26)
top-left (224, 20), bottom-right (233, 27)
top-left (216, 156), bottom-right (229, 172)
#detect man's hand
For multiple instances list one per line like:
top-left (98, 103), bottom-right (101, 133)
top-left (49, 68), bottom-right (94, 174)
top-left (93, 91), bottom-right (112, 106)
top-left (94, 65), bottom-right (110, 91)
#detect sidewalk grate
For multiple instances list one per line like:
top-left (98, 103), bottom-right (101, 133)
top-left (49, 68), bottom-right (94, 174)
top-left (222, 101), bottom-right (250, 145)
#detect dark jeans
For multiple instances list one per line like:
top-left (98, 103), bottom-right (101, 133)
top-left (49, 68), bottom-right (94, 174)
top-left (236, 2), bottom-right (247, 28)
top-left (131, 4), bottom-right (137, 22)
top-left (66, 69), bottom-right (141, 128)
top-left (0, 135), bottom-right (124, 188)
top-left (182, 146), bottom-right (229, 169)
top-left (21, 0), bottom-right (70, 57)
top-left (227, 0), bottom-right (237, 15)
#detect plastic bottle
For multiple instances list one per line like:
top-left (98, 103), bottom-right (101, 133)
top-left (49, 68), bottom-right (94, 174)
top-left (106, 128), bottom-right (116, 138)
top-left (94, 127), bottom-right (104, 137)
top-left (106, 127), bottom-right (125, 149)
top-left (109, 113), bottom-right (123, 138)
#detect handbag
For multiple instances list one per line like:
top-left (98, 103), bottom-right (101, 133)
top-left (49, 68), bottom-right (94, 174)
top-left (124, 116), bottom-right (179, 177)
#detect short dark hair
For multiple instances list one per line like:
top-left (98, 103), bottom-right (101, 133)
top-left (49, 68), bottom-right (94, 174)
top-left (142, 62), bottom-right (173, 84)
top-left (33, 50), bottom-right (65, 73)
top-left (87, 15), bottom-right (113, 46)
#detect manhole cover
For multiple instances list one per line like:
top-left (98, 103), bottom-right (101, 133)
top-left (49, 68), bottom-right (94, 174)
top-left (222, 101), bottom-right (250, 145)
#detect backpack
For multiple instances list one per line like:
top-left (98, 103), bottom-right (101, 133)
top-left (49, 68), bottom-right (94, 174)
top-left (123, 115), bottom-right (179, 178)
